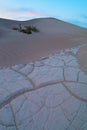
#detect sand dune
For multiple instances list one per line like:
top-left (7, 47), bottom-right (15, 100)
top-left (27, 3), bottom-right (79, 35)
top-left (1, 18), bottom-right (87, 130)
top-left (0, 17), bottom-right (87, 70)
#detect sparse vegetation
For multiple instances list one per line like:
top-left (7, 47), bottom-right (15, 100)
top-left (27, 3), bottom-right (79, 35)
top-left (25, 26), bottom-right (39, 32)
top-left (20, 29), bottom-right (32, 34)
top-left (12, 24), bottom-right (39, 34)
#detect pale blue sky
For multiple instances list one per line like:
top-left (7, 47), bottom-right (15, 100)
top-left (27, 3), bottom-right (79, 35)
top-left (0, 0), bottom-right (87, 28)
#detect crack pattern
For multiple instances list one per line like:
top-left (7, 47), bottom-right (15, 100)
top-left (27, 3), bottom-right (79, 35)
top-left (0, 45), bottom-right (87, 130)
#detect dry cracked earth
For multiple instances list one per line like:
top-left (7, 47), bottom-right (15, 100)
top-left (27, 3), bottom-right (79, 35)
top-left (0, 45), bottom-right (87, 130)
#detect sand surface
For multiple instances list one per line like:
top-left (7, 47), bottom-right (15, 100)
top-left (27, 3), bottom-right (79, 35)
top-left (0, 46), bottom-right (87, 130)
top-left (76, 45), bottom-right (87, 74)
top-left (0, 17), bottom-right (87, 130)
top-left (0, 18), bottom-right (87, 70)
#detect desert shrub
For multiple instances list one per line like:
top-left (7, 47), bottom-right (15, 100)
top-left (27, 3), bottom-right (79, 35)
top-left (21, 29), bottom-right (32, 34)
top-left (24, 26), bottom-right (39, 32)
top-left (12, 24), bottom-right (39, 34)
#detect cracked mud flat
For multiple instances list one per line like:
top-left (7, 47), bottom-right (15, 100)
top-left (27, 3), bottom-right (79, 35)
top-left (0, 45), bottom-right (87, 130)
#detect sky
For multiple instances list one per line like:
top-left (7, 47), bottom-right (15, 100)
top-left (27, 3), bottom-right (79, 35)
top-left (0, 0), bottom-right (87, 28)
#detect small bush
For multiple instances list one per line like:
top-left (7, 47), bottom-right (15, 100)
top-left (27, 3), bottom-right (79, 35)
top-left (12, 24), bottom-right (39, 34)
top-left (25, 26), bottom-right (39, 32)
top-left (21, 29), bottom-right (32, 34)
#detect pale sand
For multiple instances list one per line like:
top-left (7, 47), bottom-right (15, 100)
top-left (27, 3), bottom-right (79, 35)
top-left (0, 46), bottom-right (87, 130)
top-left (0, 17), bottom-right (87, 70)
top-left (76, 45), bottom-right (87, 74)
top-left (0, 18), bottom-right (87, 130)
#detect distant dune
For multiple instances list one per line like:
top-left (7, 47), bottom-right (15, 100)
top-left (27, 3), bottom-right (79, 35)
top-left (0, 17), bottom-right (87, 71)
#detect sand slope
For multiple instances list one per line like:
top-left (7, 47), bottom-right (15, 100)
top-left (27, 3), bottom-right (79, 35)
top-left (0, 17), bottom-right (87, 68)
top-left (0, 18), bottom-right (87, 130)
